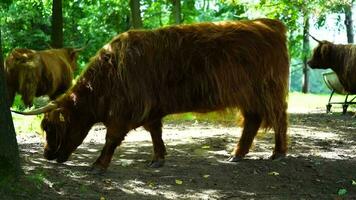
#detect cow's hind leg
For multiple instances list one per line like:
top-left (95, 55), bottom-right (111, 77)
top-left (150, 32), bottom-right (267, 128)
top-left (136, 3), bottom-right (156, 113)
top-left (271, 109), bottom-right (288, 160)
top-left (229, 112), bottom-right (262, 162)
top-left (91, 124), bottom-right (128, 173)
top-left (144, 119), bottom-right (166, 168)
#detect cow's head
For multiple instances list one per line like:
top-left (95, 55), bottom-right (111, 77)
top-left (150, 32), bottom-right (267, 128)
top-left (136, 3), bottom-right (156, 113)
top-left (7, 48), bottom-right (38, 69)
top-left (307, 36), bottom-right (334, 69)
top-left (5, 49), bottom-right (40, 107)
top-left (12, 100), bottom-right (92, 163)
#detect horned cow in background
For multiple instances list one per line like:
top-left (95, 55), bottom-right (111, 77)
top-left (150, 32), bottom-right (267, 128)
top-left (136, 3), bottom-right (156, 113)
top-left (308, 37), bottom-right (356, 93)
top-left (5, 47), bottom-right (83, 107)
top-left (14, 18), bottom-right (290, 173)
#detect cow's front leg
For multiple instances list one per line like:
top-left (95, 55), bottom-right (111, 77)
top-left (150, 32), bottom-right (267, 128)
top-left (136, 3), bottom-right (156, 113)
top-left (229, 112), bottom-right (262, 162)
top-left (91, 124), bottom-right (128, 173)
top-left (143, 119), bottom-right (166, 168)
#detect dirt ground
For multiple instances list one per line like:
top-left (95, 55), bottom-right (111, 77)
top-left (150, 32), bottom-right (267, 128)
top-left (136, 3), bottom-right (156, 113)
top-left (6, 108), bottom-right (356, 199)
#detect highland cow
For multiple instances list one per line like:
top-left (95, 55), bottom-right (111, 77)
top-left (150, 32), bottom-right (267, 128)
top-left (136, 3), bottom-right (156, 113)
top-left (308, 37), bottom-right (356, 93)
top-left (5, 47), bottom-right (83, 107)
top-left (14, 18), bottom-right (290, 173)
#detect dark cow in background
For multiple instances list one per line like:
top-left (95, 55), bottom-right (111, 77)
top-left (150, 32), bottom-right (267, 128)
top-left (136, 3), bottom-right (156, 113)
top-left (5, 47), bottom-right (83, 107)
top-left (14, 18), bottom-right (290, 173)
top-left (308, 37), bottom-right (356, 93)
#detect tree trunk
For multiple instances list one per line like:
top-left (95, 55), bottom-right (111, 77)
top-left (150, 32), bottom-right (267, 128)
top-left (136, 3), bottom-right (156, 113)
top-left (172, 0), bottom-right (181, 24)
top-left (51, 0), bottom-right (63, 48)
top-left (302, 14), bottom-right (310, 93)
top-left (344, 4), bottom-right (354, 44)
top-left (130, 0), bottom-right (143, 29)
top-left (0, 29), bottom-right (22, 178)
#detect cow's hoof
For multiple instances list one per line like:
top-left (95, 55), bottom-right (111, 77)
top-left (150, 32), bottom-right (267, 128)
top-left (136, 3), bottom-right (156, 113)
top-left (89, 165), bottom-right (107, 175)
top-left (270, 153), bottom-right (286, 161)
top-left (227, 155), bottom-right (244, 162)
top-left (147, 159), bottom-right (165, 168)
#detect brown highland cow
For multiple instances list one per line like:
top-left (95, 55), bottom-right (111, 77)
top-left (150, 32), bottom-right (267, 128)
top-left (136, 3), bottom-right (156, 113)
top-left (308, 37), bottom-right (356, 93)
top-left (14, 18), bottom-right (290, 173)
top-left (5, 47), bottom-right (83, 107)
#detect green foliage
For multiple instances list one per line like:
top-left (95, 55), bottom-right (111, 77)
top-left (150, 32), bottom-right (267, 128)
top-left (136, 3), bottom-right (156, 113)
top-left (2, 0), bottom-right (51, 53)
top-left (142, 0), bottom-right (170, 28)
top-left (196, 0), bottom-right (247, 22)
top-left (0, 171), bottom-right (45, 199)
top-left (62, 0), bottom-right (130, 71)
top-left (27, 171), bottom-right (47, 189)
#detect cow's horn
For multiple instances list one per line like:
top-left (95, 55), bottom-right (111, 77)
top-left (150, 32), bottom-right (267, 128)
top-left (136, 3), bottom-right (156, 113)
top-left (11, 102), bottom-right (58, 115)
top-left (73, 46), bottom-right (85, 53)
top-left (308, 34), bottom-right (321, 43)
top-left (73, 39), bottom-right (90, 53)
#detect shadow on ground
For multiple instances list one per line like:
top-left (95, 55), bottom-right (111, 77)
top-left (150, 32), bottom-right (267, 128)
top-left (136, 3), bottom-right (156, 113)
top-left (8, 112), bottom-right (356, 199)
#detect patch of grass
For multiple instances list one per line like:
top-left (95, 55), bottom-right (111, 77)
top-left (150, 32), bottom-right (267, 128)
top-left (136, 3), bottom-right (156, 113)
top-left (11, 95), bottom-right (45, 136)
top-left (79, 185), bottom-right (89, 193)
top-left (12, 113), bottom-right (43, 136)
top-left (289, 92), bottom-right (332, 111)
top-left (0, 174), bottom-right (43, 200)
top-left (12, 95), bottom-right (26, 111)
top-left (288, 92), bottom-right (356, 113)
top-left (27, 170), bottom-right (47, 190)
top-left (164, 110), bottom-right (239, 126)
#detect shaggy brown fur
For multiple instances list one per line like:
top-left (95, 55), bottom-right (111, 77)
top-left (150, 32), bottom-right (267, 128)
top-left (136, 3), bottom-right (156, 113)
top-left (40, 18), bottom-right (290, 171)
top-left (5, 47), bottom-right (81, 107)
top-left (308, 40), bottom-right (356, 93)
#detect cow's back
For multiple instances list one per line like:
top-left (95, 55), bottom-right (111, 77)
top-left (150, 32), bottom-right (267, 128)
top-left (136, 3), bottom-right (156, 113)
top-left (106, 19), bottom-right (289, 124)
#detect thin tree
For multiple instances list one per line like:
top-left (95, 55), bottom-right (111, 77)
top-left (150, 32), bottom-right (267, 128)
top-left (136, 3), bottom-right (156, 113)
top-left (51, 0), bottom-right (63, 48)
top-left (172, 0), bottom-right (181, 24)
top-left (344, 3), bottom-right (354, 43)
top-left (0, 28), bottom-right (23, 180)
top-left (302, 13), bottom-right (310, 93)
top-left (130, 0), bottom-right (143, 29)
top-left (323, 0), bottom-right (354, 43)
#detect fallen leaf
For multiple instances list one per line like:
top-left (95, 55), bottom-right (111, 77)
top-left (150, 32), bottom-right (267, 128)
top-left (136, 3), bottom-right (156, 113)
top-left (268, 171), bottom-right (279, 176)
top-left (175, 179), bottom-right (183, 185)
top-left (147, 181), bottom-right (155, 188)
top-left (352, 180), bottom-right (356, 186)
top-left (100, 197), bottom-right (106, 200)
top-left (203, 175), bottom-right (210, 178)
top-left (201, 145), bottom-right (210, 149)
top-left (337, 188), bottom-right (347, 196)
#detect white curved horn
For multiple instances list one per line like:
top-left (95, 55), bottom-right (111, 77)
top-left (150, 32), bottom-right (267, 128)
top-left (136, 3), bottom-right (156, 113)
top-left (11, 102), bottom-right (58, 115)
top-left (308, 34), bottom-right (321, 43)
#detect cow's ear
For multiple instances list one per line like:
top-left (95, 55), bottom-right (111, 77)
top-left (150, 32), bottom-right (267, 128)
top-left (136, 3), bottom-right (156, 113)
top-left (320, 43), bottom-right (332, 58)
top-left (70, 50), bottom-right (79, 61)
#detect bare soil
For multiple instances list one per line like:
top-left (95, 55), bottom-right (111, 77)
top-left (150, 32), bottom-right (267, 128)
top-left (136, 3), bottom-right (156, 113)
top-left (5, 109), bottom-right (356, 199)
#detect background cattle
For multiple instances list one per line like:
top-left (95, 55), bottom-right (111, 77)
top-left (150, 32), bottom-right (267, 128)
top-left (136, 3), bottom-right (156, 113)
top-left (15, 18), bottom-right (290, 173)
top-left (308, 37), bottom-right (356, 93)
top-left (5, 47), bottom-right (83, 107)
